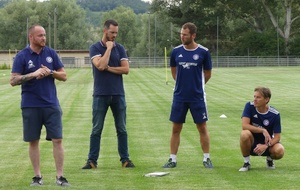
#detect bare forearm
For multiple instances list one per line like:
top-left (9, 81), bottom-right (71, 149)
top-left (243, 124), bottom-right (266, 133)
top-left (52, 70), bottom-right (67, 81)
top-left (269, 135), bottom-right (280, 146)
top-left (204, 70), bottom-right (212, 84)
top-left (10, 73), bottom-right (35, 86)
top-left (93, 51), bottom-right (112, 71)
top-left (106, 66), bottom-right (129, 75)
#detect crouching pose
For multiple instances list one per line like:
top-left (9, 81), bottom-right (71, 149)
top-left (239, 87), bottom-right (284, 172)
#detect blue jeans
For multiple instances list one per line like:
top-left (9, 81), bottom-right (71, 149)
top-left (88, 95), bottom-right (129, 164)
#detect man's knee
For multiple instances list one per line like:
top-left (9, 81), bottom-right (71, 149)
top-left (240, 130), bottom-right (252, 141)
top-left (270, 144), bottom-right (285, 160)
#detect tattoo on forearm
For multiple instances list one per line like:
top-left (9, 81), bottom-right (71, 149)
top-left (11, 73), bottom-right (32, 85)
top-left (21, 75), bottom-right (27, 82)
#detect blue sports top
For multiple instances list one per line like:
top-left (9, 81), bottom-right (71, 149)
top-left (90, 41), bottom-right (128, 96)
top-left (242, 102), bottom-right (281, 143)
top-left (12, 46), bottom-right (64, 108)
top-left (170, 44), bottom-right (212, 102)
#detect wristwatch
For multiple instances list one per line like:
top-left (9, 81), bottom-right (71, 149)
top-left (50, 70), bottom-right (54, 75)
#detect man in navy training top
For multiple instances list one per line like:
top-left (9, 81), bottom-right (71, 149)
top-left (163, 22), bottom-right (214, 168)
top-left (82, 19), bottom-right (135, 169)
top-left (239, 87), bottom-right (284, 171)
top-left (10, 24), bottom-right (70, 186)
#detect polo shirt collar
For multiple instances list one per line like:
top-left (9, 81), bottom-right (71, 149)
top-left (26, 45), bottom-right (45, 54)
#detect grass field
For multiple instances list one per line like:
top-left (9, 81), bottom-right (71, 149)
top-left (0, 67), bottom-right (300, 189)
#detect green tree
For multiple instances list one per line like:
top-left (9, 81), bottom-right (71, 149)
top-left (0, 0), bottom-right (91, 50)
top-left (101, 6), bottom-right (140, 56)
top-left (151, 0), bottom-right (223, 55)
top-left (260, 0), bottom-right (300, 55)
top-left (76, 0), bottom-right (150, 14)
top-left (219, 0), bottom-right (300, 55)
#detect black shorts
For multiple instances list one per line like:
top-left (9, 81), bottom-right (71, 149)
top-left (250, 138), bottom-right (270, 156)
top-left (22, 106), bottom-right (63, 142)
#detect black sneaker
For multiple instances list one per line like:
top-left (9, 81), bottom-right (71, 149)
top-left (162, 158), bottom-right (177, 168)
top-left (82, 160), bottom-right (97, 169)
top-left (30, 176), bottom-right (43, 186)
top-left (266, 159), bottom-right (275, 169)
top-left (239, 162), bottom-right (251, 172)
top-left (203, 158), bottom-right (214, 168)
top-left (122, 160), bottom-right (135, 168)
top-left (56, 176), bottom-right (71, 186)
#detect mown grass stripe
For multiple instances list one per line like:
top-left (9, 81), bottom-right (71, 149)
top-left (0, 67), bottom-right (300, 189)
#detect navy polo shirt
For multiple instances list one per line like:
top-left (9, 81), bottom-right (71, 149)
top-left (242, 102), bottom-right (281, 144)
top-left (12, 46), bottom-right (64, 108)
top-left (90, 41), bottom-right (128, 96)
top-left (170, 44), bottom-right (212, 102)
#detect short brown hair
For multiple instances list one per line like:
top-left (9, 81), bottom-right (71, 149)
top-left (104, 19), bottom-right (118, 29)
top-left (182, 22), bottom-right (197, 35)
top-left (254, 87), bottom-right (271, 100)
top-left (28, 24), bottom-right (42, 34)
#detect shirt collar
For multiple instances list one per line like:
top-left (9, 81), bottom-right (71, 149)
top-left (27, 45), bottom-right (45, 54)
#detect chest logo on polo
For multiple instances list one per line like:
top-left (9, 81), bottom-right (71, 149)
top-left (46, 57), bottom-right (53, 63)
top-left (263, 119), bottom-right (269, 126)
top-left (28, 60), bottom-right (35, 69)
top-left (193, 54), bottom-right (199, 60)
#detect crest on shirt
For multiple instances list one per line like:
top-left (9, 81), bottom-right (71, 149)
top-left (193, 54), bottom-right (199, 60)
top-left (46, 56), bottom-right (53, 63)
top-left (28, 60), bottom-right (35, 69)
top-left (263, 119), bottom-right (269, 126)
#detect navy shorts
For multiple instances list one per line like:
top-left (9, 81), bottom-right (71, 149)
top-left (250, 138), bottom-right (270, 156)
top-left (22, 106), bottom-right (63, 142)
top-left (169, 101), bottom-right (208, 124)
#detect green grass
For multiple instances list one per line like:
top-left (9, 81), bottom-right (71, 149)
top-left (0, 67), bottom-right (300, 189)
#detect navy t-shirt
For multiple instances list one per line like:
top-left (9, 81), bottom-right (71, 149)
top-left (170, 44), bottom-right (212, 102)
top-left (90, 41), bottom-right (128, 96)
top-left (12, 46), bottom-right (64, 108)
top-left (242, 102), bottom-right (281, 143)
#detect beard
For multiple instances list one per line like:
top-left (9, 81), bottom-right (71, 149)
top-left (182, 38), bottom-right (192, 46)
top-left (106, 33), bottom-right (115, 41)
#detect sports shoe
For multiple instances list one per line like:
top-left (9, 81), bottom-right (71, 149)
top-left (122, 160), bottom-right (135, 168)
top-left (266, 159), bottom-right (275, 169)
top-left (203, 158), bottom-right (214, 168)
top-left (82, 160), bottom-right (97, 169)
top-left (162, 158), bottom-right (177, 168)
top-left (239, 162), bottom-right (251, 172)
top-left (56, 176), bottom-right (71, 186)
top-left (30, 176), bottom-right (43, 186)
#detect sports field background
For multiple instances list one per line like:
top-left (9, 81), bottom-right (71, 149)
top-left (0, 67), bottom-right (299, 189)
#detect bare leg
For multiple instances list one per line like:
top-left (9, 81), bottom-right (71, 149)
top-left (52, 139), bottom-right (64, 177)
top-left (170, 122), bottom-right (183, 155)
top-left (196, 122), bottom-right (210, 153)
top-left (239, 130), bottom-right (254, 156)
top-left (269, 143), bottom-right (284, 160)
top-left (29, 140), bottom-right (41, 176)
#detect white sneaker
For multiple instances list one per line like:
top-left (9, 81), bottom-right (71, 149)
top-left (239, 162), bottom-right (251, 172)
top-left (266, 159), bottom-right (275, 169)
top-left (30, 176), bottom-right (43, 186)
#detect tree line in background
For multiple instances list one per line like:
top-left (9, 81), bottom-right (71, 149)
top-left (0, 0), bottom-right (299, 56)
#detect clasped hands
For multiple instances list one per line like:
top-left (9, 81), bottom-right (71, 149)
top-left (254, 129), bottom-right (272, 156)
top-left (35, 65), bottom-right (52, 79)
